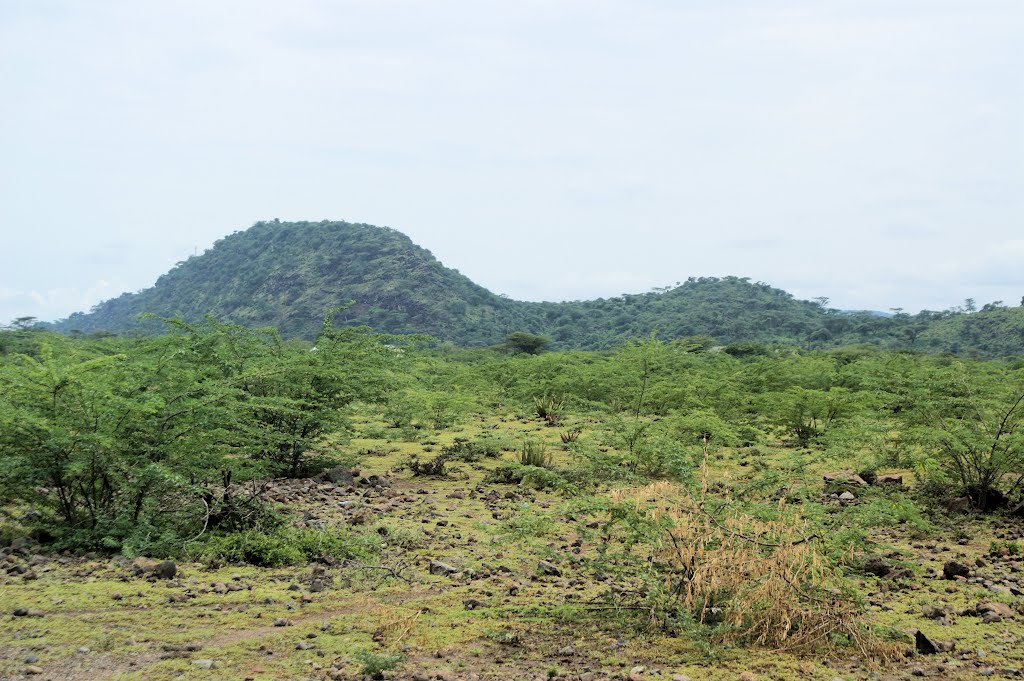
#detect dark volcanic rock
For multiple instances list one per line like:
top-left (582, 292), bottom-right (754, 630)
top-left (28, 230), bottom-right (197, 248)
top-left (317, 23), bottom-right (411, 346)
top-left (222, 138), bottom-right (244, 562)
top-left (863, 557), bottom-right (892, 577)
top-left (915, 630), bottom-right (939, 655)
top-left (154, 560), bottom-right (177, 579)
top-left (943, 561), bottom-right (971, 580)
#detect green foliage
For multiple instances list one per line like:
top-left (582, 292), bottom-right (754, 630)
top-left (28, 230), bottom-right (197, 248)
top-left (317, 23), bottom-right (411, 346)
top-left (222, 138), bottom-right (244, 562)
top-left (0, 317), bottom-right (403, 550)
top-left (903, 361), bottom-right (1024, 507)
top-left (404, 451), bottom-right (454, 477)
top-left (989, 540), bottom-right (1022, 557)
top-left (196, 527), bottom-right (378, 567)
top-left (483, 462), bottom-right (566, 491)
top-left (353, 649), bottom-right (404, 680)
top-left (444, 437), bottom-right (500, 461)
top-left (50, 220), bottom-right (1024, 358)
top-left (533, 394), bottom-right (565, 425)
top-left (603, 416), bottom-right (691, 480)
top-left (499, 332), bottom-right (550, 355)
top-left (520, 439), bottom-right (552, 467)
top-left (839, 497), bottom-right (933, 538)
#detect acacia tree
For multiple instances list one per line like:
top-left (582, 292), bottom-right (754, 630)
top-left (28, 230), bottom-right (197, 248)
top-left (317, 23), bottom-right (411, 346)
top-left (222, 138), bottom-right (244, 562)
top-left (907, 363), bottom-right (1024, 509)
top-left (164, 316), bottom-right (403, 478)
top-left (0, 317), bottom-right (404, 549)
top-left (499, 332), bottom-right (550, 355)
top-left (0, 333), bottom-right (242, 547)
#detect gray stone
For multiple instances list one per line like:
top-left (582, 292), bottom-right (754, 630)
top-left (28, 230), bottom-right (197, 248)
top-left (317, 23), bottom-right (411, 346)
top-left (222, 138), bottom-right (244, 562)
top-left (537, 560), bottom-right (562, 577)
top-left (429, 560), bottom-right (459, 576)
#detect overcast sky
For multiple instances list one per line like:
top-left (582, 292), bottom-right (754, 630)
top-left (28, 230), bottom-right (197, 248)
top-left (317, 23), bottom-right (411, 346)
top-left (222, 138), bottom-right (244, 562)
top-left (2, 1), bottom-right (1022, 323)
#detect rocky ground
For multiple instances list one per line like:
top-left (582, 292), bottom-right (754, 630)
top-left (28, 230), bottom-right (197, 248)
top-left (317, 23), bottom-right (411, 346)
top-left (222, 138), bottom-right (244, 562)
top-left (2, 427), bottom-right (1023, 681)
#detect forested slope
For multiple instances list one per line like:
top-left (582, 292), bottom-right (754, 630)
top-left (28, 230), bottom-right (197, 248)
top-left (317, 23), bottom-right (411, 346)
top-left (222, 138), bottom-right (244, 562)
top-left (53, 220), bottom-right (1024, 356)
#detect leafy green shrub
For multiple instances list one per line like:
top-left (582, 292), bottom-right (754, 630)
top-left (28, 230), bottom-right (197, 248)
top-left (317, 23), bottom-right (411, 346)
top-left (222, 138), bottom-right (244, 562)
top-left (483, 464), bottom-right (526, 485)
top-left (905, 365), bottom-right (1024, 510)
top-left (520, 466), bottom-right (566, 491)
top-left (990, 540), bottom-right (1022, 557)
top-left (444, 437), bottom-right (500, 461)
top-left (839, 498), bottom-right (933, 538)
top-left (483, 462), bottom-right (565, 491)
top-left (197, 530), bottom-right (304, 567)
top-left (502, 511), bottom-right (556, 539)
top-left (197, 528), bottom-right (378, 567)
top-left (353, 649), bottom-right (403, 680)
top-left (404, 451), bottom-right (454, 477)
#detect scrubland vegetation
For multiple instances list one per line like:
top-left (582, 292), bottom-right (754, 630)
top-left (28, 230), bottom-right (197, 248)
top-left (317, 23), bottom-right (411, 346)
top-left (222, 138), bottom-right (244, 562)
top-left (1, 319), bottom-right (1023, 680)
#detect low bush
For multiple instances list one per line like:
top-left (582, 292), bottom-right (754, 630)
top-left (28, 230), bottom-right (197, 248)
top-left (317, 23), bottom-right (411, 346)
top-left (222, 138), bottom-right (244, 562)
top-left (196, 527), bottom-right (378, 567)
top-left (610, 482), bottom-right (898, 657)
top-left (520, 439), bottom-right (552, 467)
top-left (353, 649), bottom-right (403, 680)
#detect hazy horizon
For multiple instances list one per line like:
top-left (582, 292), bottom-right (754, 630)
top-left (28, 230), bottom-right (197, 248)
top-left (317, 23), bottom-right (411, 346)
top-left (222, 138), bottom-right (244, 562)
top-left (2, 2), bottom-right (1021, 323)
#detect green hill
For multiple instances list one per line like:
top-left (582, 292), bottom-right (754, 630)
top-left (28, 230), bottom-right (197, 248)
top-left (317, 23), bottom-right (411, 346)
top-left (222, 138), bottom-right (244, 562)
top-left (53, 220), bottom-right (1024, 356)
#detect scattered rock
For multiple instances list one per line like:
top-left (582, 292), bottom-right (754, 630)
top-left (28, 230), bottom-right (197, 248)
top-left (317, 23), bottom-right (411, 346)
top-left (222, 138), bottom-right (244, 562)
top-left (273, 618), bottom-right (291, 627)
top-left (942, 561), bottom-right (971, 580)
top-left (979, 602), bottom-right (1013, 619)
top-left (12, 608), bottom-right (44, 617)
top-left (24, 666), bottom-right (43, 675)
top-left (922, 604), bottom-right (946, 619)
top-left (838, 491), bottom-right (856, 501)
top-left (945, 497), bottom-right (972, 514)
top-left (537, 560), bottom-right (562, 577)
top-left (863, 557), bottom-right (892, 577)
top-left (823, 471), bottom-right (868, 486)
top-left (875, 473), bottom-right (904, 487)
top-left (915, 630), bottom-right (939, 655)
top-left (429, 560), bottom-right (459, 577)
top-left (132, 557), bottom-right (177, 579)
top-left (192, 659), bottom-right (216, 669)
top-left (322, 467), bottom-right (354, 485)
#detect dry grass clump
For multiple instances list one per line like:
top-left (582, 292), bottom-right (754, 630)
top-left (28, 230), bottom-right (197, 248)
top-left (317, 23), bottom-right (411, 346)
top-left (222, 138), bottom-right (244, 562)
top-left (612, 481), bottom-right (897, 658)
top-left (353, 596), bottom-right (422, 645)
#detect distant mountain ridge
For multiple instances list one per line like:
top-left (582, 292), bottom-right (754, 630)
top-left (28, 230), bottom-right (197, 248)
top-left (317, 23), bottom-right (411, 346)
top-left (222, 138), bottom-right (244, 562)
top-left (54, 220), bottom-right (1024, 356)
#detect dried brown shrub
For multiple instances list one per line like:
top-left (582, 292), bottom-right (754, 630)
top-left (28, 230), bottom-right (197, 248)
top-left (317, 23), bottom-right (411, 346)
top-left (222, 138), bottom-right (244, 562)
top-left (611, 480), bottom-right (898, 658)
